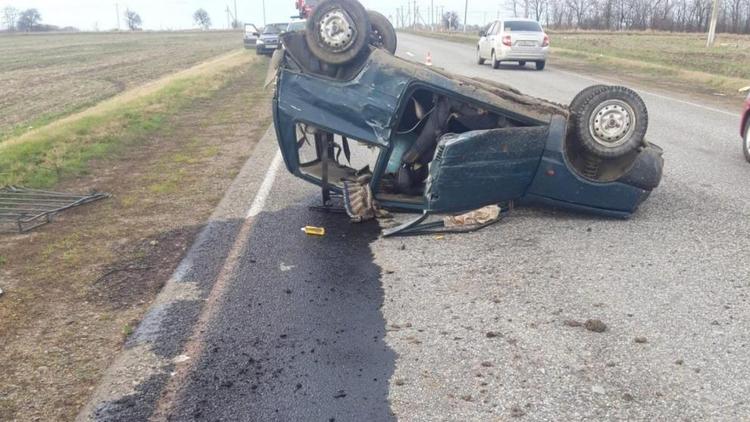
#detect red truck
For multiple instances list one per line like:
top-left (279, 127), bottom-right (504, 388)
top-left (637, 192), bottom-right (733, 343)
top-left (295, 0), bottom-right (320, 18)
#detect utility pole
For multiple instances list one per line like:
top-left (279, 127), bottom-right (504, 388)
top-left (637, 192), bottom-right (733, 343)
top-left (706, 0), bottom-right (720, 47)
top-left (262, 0), bottom-right (266, 25)
top-left (115, 2), bottom-right (120, 30)
top-left (430, 0), bottom-right (435, 32)
top-left (234, 0), bottom-right (238, 28)
top-left (463, 0), bottom-right (468, 32)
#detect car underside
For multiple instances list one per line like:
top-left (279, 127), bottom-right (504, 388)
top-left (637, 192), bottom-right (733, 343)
top-left (270, 0), bottom-right (664, 236)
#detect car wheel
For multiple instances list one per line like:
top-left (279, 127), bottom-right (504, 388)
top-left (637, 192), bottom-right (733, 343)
top-left (535, 60), bottom-right (546, 70)
top-left (305, 0), bottom-right (370, 65)
top-left (575, 85), bottom-right (648, 159)
top-left (477, 48), bottom-right (485, 65)
top-left (491, 51), bottom-right (500, 69)
top-left (518, 61), bottom-right (526, 66)
top-left (743, 120), bottom-right (750, 163)
top-left (570, 85), bottom-right (607, 117)
top-left (367, 10), bottom-right (397, 54)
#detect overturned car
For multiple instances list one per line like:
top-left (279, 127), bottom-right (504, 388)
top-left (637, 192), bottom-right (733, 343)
top-left (270, 0), bottom-right (663, 236)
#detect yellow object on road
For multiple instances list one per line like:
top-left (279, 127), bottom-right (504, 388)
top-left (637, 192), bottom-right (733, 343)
top-left (301, 226), bottom-right (325, 236)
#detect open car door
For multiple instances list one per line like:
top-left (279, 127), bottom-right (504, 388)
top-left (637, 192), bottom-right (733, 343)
top-left (424, 124), bottom-right (550, 214)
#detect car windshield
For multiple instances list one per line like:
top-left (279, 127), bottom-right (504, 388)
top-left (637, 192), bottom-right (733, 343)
top-left (287, 21), bottom-right (306, 32)
top-left (263, 23), bottom-right (288, 34)
top-left (504, 21), bottom-right (542, 32)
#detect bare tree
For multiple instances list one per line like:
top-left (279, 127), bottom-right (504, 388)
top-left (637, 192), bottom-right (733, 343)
top-left (442, 11), bottom-right (460, 30)
top-left (124, 9), bottom-right (142, 31)
top-left (502, 0), bottom-right (750, 33)
top-left (193, 8), bottom-right (211, 30)
top-left (2, 6), bottom-right (19, 31)
top-left (16, 8), bottom-right (41, 32)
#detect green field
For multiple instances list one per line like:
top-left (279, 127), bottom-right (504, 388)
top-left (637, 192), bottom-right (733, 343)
top-left (0, 31), bottom-right (242, 141)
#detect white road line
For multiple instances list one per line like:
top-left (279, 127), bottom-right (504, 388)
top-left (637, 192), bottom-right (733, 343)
top-left (246, 149), bottom-right (283, 218)
top-left (554, 68), bottom-right (738, 118)
top-left (406, 51), bottom-right (415, 57)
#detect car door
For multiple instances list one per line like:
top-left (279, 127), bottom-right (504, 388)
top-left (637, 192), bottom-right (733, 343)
top-left (481, 22), bottom-right (497, 57)
top-left (424, 125), bottom-right (550, 213)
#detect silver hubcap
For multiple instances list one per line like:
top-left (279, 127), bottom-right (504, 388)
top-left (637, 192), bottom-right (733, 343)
top-left (589, 99), bottom-right (636, 148)
top-left (319, 10), bottom-right (355, 52)
top-left (745, 130), bottom-right (750, 155)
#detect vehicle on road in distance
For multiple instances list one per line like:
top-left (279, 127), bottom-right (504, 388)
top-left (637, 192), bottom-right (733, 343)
top-left (295, 0), bottom-right (321, 18)
top-left (270, 0), bottom-right (663, 236)
top-left (256, 23), bottom-right (288, 55)
top-left (741, 86), bottom-right (750, 162)
top-left (244, 23), bottom-right (260, 48)
top-left (477, 18), bottom-right (550, 71)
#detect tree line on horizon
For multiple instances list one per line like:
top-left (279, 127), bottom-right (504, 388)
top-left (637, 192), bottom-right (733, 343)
top-left (1, 6), bottom-right (219, 33)
top-left (508, 0), bottom-right (750, 34)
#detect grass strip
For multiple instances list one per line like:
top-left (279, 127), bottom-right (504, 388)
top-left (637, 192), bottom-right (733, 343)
top-left (0, 50), bottom-right (255, 188)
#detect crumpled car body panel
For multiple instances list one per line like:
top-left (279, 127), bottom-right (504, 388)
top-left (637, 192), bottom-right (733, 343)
top-left (272, 47), bottom-right (663, 218)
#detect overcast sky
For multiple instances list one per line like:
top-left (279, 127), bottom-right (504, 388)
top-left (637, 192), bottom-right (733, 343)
top-left (0, 0), bottom-right (512, 31)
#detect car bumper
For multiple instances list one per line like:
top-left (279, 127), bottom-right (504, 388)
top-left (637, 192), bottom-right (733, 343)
top-left (497, 46), bottom-right (549, 61)
top-left (256, 44), bottom-right (280, 54)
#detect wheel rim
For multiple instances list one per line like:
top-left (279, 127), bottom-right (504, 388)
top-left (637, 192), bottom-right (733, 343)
top-left (370, 26), bottom-right (384, 48)
top-left (588, 99), bottom-right (636, 148)
top-left (319, 9), bottom-right (356, 52)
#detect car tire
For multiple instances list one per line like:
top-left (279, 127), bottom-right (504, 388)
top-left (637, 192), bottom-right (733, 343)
top-left (518, 61), bottom-right (526, 66)
top-left (305, 0), bottom-right (370, 65)
top-left (535, 60), bottom-right (546, 70)
top-left (575, 85), bottom-right (648, 159)
top-left (570, 85), bottom-right (607, 117)
top-left (491, 51), bottom-right (500, 69)
top-left (477, 48), bottom-right (485, 65)
top-left (743, 120), bottom-right (750, 163)
top-left (367, 10), bottom-right (397, 54)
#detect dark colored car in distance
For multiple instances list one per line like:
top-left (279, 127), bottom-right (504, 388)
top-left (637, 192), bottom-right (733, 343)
top-left (741, 87), bottom-right (750, 162)
top-left (256, 23), bottom-right (288, 55)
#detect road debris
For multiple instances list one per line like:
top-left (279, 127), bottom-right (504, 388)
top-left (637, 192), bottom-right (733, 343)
top-left (0, 186), bottom-right (110, 233)
top-left (634, 336), bottom-right (648, 343)
top-left (563, 319), bottom-right (583, 327)
top-left (584, 319), bottom-right (607, 333)
top-left (301, 226), bottom-right (325, 236)
top-left (444, 205), bottom-right (501, 229)
top-left (510, 405), bottom-right (526, 417)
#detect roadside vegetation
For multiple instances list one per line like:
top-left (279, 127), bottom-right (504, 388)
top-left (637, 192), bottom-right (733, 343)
top-left (0, 31), bottom-right (241, 141)
top-left (402, 29), bottom-right (750, 98)
top-left (0, 47), bottom-right (272, 420)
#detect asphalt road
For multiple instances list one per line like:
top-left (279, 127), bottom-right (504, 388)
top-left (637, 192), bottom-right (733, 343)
top-left (114, 34), bottom-right (750, 421)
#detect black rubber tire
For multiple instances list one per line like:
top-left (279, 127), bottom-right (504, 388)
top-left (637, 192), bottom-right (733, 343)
top-left (743, 120), bottom-right (750, 163)
top-left (367, 10), bottom-right (397, 54)
top-left (575, 85), bottom-right (648, 159)
top-left (569, 85), bottom-right (607, 117)
top-left (491, 51), bottom-right (500, 69)
top-left (518, 61), bottom-right (526, 66)
top-left (477, 47), bottom-right (485, 65)
top-left (535, 60), bottom-right (546, 70)
top-left (305, 0), bottom-right (370, 65)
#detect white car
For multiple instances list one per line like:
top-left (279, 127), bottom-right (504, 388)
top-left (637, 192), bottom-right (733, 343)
top-left (477, 19), bottom-right (549, 71)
